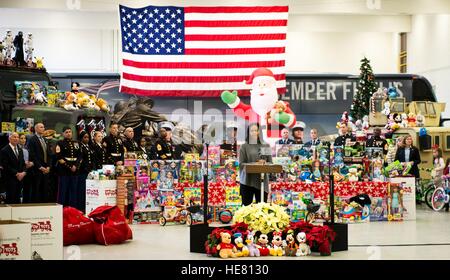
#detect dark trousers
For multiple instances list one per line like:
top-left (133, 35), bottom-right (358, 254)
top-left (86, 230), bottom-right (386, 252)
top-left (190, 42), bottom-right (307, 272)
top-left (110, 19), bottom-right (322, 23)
top-left (6, 180), bottom-right (22, 204)
top-left (77, 173), bottom-right (88, 213)
top-left (31, 172), bottom-right (49, 203)
top-left (240, 183), bottom-right (267, 206)
top-left (57, 175), bottom-right (79, 209)
top-left (22, 174), bottom-right (33, 203)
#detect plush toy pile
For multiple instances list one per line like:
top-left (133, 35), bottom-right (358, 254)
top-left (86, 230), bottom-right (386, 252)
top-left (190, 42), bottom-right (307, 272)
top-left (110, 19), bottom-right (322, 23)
top-left (205, 219), bottom-right (336, 258)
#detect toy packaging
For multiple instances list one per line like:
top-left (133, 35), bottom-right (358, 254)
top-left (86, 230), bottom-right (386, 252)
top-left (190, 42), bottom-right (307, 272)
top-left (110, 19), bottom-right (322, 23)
top-left (370, 197), bottom-right (388, 221)
top-left (202, 146), bottom-right (221, 166)
top-left (165, 160), bottom-right (180, 181)
top-left (184, 187), bottom-right (202, 206)
top-left (184, 153), bottom-right (200, 162)
top-left (134, 188), bottom-right (160, 212)
top-left (15, 81), bottom-right (45, 105)
top-left (15, 117), bottom-right (34, 134)
top-left (149, 160), bottom-right (161, 183)
top-left (132, 210), bottom-right (161, 224)
top-left (160, 190), bottom-right (182, 206)
top-left (387, 183), bottom-right (405, 221)
top-left (1, 122), bottom-right (15, 133)
top-left (275, 144), bottom-right (290, 157)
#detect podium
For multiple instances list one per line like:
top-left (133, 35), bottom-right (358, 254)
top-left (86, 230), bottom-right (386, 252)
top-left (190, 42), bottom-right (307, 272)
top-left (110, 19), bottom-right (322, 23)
top-left (244, 163), bottom-right (283, 202)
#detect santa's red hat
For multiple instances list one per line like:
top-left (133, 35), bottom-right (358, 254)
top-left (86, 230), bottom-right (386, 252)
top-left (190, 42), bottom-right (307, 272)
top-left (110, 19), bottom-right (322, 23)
top-left (245, 68), bottom-right (275, 85)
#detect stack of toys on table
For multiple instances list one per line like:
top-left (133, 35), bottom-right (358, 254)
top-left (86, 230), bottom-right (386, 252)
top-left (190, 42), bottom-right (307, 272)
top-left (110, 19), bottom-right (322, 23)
top-left (13, 80), bottom-right (110, 112)
top-left (109, 147), bottom-right (242, 225)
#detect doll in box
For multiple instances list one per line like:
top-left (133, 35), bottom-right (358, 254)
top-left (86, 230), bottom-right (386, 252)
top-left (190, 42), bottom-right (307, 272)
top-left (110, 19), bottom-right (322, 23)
top-left (390, 184), bottom-right (404, 217)
top-left (150, 161), bottom-right (160, 182)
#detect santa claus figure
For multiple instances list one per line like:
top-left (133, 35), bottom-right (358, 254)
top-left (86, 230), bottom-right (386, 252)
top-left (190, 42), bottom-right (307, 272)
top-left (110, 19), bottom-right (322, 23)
top-left (221, 68), bottom-right (296, 141)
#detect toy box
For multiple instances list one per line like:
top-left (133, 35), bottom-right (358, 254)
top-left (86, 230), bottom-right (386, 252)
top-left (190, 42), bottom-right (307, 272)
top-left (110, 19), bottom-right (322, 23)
top-left (0, 220), bottom-right (31, 260)
top-left (1, 122), bottom-right (15, 133)
top-left (10, 203), bottom-right (63, 260)
top-left (389, 177), bottom-right (416, 220)
top-left (370, 197), bottom-right (388, 221)
top-left (0, 205), bottom-right (11, 221)
top-left (85, 179), bottom-right (117, 215)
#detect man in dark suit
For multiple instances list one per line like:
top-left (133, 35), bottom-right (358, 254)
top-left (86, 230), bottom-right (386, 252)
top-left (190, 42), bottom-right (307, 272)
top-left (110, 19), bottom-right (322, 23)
top-left (0, 132), bottom-right (26, 204)
top-left (304, 128), bottom-right (322, 148)
top-left (277, 128), bottom-right (294, 145)
top-left (28, 123), bottom-right (51, 203)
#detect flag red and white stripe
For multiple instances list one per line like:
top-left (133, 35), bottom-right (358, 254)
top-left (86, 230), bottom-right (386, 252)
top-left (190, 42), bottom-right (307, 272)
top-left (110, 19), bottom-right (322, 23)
top-left (119, 5), bottom-right (288, 97)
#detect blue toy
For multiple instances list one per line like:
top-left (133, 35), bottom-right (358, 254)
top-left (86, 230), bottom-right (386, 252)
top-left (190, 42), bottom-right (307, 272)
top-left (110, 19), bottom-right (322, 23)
top-left (419, 127), bottom-right (427, 137)
top-left (388, 87), bottom-right (399, 99)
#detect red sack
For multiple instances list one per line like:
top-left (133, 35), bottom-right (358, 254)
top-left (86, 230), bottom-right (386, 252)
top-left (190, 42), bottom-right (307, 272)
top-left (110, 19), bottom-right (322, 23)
top-left (88, 205), bottom-right (133, 245)
top-left (63, 207), bottom-right (95, 246)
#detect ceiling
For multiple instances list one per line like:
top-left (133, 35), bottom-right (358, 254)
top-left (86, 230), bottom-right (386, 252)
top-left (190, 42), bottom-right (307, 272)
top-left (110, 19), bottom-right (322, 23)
top-left (0, 0), bottom-right (448, 15)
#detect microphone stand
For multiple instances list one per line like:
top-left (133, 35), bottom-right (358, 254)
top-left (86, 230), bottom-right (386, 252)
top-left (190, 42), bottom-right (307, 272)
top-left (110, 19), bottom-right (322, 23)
top-left (203, 142), bottom-right (209, 224)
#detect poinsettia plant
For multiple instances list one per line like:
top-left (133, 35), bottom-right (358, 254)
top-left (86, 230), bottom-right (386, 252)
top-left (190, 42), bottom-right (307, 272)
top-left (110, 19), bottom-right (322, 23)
top-left (232, 203), bottom-right (290, 234)
top-left (286, 221), bottom-right (336, 255)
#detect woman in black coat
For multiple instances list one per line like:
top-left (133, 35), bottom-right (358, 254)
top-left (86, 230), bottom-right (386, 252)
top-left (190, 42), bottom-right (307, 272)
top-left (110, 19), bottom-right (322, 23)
top-left (78, 131), bottom-right (96, 212)
top-left (91, 131), bottom-right (107, 170)
top-left (394, 135), bottom-right (421, 178)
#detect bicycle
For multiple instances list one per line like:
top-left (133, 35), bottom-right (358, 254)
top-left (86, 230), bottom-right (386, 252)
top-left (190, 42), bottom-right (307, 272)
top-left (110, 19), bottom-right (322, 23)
top-left (416, 168), bottom-right (436, 209)
top-left (430, 177), bottom-right (450, 212)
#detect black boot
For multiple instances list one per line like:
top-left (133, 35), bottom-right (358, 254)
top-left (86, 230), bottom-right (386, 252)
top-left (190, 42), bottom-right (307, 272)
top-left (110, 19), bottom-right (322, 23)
top-left (445, 202), bottom-right (449, 212)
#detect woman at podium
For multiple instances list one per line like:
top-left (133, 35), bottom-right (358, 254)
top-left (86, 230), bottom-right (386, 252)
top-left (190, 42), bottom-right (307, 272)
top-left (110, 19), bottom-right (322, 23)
top-left (239, 123), bottom-right (272, 205)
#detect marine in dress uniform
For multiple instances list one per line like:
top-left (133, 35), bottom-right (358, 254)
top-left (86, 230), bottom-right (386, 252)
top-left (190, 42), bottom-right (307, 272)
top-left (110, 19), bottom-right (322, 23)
top-left (334, 124), bottom-right (356, 147)
top-left (152, 122), bottom-right (179, 160)
top-left (102, 124), bottom-right (124, 165)
top-left (56, 127), bottom-right (82, 208)
top-left (123, 127), bottom-right (140, 153)
top-left (366, 128), bottom-right (388, 154)
top-left (291, 121), bottom-right (305, 144)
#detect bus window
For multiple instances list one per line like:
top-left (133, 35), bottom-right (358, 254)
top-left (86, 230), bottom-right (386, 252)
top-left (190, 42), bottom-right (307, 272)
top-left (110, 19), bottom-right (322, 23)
top-left (434, 135), bottom-right (440, 147)
top-left (416, 102), bottom-right (427, 115)
top-left (427, 103), bottom-right (436, 116)
top-left (446, 135), bottom-right (450, 151)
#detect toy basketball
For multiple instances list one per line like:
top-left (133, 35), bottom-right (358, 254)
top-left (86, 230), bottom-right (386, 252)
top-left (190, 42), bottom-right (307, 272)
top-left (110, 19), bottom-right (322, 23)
top-left (218, 210), bottom-right (233, 224)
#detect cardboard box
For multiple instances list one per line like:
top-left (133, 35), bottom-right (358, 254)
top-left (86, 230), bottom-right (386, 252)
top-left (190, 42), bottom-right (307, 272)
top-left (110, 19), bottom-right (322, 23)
top-left (0, 220), bottom-right (32, 260)
top-left (86, 180), bottom-right (117, 214)
top-left (389, 177), bottom-right (416, 221)
top-left (0, 205), bottom-right (11, 221)
top-left (10, 203), bottom-right (63, 260)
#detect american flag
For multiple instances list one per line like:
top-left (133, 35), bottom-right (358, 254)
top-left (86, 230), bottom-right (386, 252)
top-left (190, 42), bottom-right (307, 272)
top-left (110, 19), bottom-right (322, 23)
top-left (119, 5), bottom-right (288, 97)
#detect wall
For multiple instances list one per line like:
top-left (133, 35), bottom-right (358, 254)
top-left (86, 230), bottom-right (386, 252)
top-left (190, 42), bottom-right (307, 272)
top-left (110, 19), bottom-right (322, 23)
top-left (0, 9), bottom-right (409, 74)
top-left (408, 14), bottom-right (450, 118)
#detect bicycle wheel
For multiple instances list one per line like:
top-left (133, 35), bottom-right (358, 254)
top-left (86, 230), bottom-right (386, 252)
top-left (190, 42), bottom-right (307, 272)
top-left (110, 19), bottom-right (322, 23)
top-left (431, 188), bottom-right (446, 211)
top-left (424, 187), bottom-right (435, 210)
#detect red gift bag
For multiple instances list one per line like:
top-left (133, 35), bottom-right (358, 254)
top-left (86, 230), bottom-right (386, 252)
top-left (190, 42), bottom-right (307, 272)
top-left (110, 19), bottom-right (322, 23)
top-left (63, 207), bottom-right (95, 246)
top-left (88, 205), bottom-right (133, 245)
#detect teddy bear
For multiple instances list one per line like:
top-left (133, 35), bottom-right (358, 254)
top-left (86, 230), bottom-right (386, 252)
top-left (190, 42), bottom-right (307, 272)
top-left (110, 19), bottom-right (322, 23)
top-left (348, 168), bottom-right (359, 182)
top-left (415, 112), bottom-right (425, 127)
top-left (216, 231), bottom-right (237, 259)
top-left (256, 233), bottom-right (270, 256)
top-left (283, 230), bottom-right (298, 256)
top-left (233, 233), bottom-right (249, 257)
top-left (96, 97), bottom-right (110, 112)
top-left (269, 231), bottom-right (284, 256)
top-left (400, 113), bottom-right (408, 128)
top-left (296, 232), bottom-right (311, 256)
top-left (267, 100), bottom-right (286, 124)
top-left (407, 112), bottom-right (416, 127)
top-left (63, 91), bottom-right (79, 111)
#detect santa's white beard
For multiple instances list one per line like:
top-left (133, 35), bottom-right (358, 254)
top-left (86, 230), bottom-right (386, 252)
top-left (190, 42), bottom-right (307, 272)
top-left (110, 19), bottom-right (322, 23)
top-left (250, 87), bottom-right (278, 117)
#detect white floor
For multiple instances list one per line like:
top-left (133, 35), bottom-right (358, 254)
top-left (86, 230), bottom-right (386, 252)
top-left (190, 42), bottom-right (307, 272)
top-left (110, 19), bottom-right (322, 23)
top-left (65, 205), bottom-right (450, 260)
